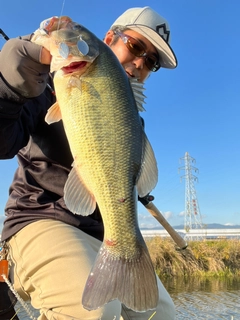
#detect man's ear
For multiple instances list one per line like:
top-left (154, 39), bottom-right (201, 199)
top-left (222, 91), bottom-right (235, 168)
top-left (103, 30), bottom-right (115, 45)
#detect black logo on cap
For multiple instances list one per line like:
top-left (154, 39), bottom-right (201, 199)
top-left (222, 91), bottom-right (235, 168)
top-left (156, 24), bottom-right (170, 43)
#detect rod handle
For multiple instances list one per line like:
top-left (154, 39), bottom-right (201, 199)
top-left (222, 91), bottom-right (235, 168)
top-left (144, 202), bottom-right (188, 249)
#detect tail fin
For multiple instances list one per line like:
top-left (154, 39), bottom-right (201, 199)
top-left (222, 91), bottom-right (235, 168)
top-left (82, 243), bottom-right (158, 312)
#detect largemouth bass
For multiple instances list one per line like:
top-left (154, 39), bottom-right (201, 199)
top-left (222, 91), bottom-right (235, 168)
top-left (32, 17), bottom-right (159, 312)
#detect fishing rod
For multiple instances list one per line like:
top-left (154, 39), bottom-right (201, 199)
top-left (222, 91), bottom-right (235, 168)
top-left (0, 29), bottom-right (9, 41)
top-left (139, 195), bottom-right (188, 250)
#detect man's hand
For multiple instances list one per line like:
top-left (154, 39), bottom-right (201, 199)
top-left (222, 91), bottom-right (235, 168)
top-left (0, 37), bottom-right (50, 98)
top-left (31, 16), bottom-right (74, 72)
top-left (40, 47), bottom-right (52, 65)
top-left (31, 16), bottom-right (73, 54)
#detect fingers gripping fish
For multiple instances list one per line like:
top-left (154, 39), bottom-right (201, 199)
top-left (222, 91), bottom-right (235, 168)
top-left (32, 17), bottom-right (159, 312)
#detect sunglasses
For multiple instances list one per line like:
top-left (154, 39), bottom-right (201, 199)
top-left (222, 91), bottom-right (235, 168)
top-left (114, 30), bottom-right (161, 72)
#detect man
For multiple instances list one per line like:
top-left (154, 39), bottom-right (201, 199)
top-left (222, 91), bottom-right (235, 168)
top-left (0, 6), bottom-right (177, 320)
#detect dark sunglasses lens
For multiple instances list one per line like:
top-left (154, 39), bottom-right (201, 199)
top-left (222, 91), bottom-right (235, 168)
top-left (120, 32), bottom-right (160, 72)
top-left (126, 38), bottom-right (145, 57)
top-left (145, 56), bottom-right (160, 72)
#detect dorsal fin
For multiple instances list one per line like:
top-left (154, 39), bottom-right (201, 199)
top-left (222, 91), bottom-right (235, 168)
top-left (129, 78), bottom-right (146, 112)
top-left (136, 132), bottom-right (158, 197)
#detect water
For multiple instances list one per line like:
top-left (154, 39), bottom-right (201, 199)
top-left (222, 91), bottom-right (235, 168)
top-left (14, 277), bottom-right (240, 319)
top-left (162, 277), bottom-right (240, 319)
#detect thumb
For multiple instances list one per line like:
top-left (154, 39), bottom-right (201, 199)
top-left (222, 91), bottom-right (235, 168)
top-left (40, 47), bottom-right (52, 65)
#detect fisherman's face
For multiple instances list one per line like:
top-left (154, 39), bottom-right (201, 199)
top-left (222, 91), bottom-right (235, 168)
top-left (104, 30), bottom-right (159, 83)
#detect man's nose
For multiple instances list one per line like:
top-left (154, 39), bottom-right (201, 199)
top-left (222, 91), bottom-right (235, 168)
top-left (133, 56), bottom-right (145, 69)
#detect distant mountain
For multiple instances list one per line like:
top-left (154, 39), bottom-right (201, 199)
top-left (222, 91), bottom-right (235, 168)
top-left (141, 223), bottom-right (240, 230)
top-left (203, 223), bottom-right (240, 229)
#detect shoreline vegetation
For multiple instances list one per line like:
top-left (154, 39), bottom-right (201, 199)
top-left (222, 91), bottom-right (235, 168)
top-left (146, 237), bottom-right (240, 278)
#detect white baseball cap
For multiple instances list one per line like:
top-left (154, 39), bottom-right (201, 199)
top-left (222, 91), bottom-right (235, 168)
top-left (111, 6), bottom-right (177, 69)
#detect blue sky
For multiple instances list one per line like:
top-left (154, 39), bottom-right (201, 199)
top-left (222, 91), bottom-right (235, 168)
top-left (0, 0), bottom-right (240, 232)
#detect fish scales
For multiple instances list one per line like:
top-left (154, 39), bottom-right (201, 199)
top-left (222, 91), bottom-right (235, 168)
top-left (56, 44), bottom-right (144, 255)
top-left (33, 18), bottom-right (159, 312)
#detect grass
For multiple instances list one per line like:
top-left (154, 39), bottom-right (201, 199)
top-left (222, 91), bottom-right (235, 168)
top-left (145, 237), bottom-right (240, 278)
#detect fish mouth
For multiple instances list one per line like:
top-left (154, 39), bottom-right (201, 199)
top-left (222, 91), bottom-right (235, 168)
top-left (61, 61), bottom-right (88, 74)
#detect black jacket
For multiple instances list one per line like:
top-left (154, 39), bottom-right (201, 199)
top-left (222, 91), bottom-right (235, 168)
top-left (0, 36), bottom-right (103, 241)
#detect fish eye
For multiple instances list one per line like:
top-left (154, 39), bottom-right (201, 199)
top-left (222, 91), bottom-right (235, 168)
top-left (72, 24), bottom-right (82, 31)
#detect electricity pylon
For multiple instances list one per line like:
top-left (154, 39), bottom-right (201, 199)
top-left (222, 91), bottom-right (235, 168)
top-left (179, 152), bottom-right (204, 236)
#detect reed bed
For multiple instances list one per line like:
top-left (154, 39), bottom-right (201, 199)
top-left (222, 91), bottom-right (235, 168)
top-left (145, 237), bottom-right (240, 278)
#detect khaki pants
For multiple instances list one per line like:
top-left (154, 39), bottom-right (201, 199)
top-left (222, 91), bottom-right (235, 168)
top-left (8, 220), bottom-right (175, 319)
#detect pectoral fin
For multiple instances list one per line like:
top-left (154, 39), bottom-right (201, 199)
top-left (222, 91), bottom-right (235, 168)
top-left (64, 164), bottom-right (96, 215)
top-left (45, 101), bottom-right (62, 124)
